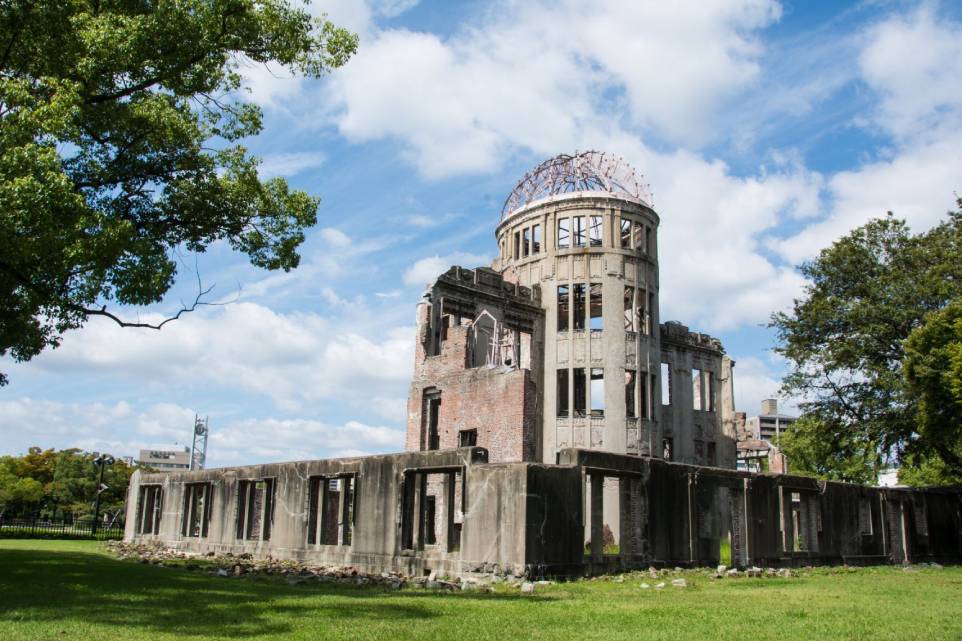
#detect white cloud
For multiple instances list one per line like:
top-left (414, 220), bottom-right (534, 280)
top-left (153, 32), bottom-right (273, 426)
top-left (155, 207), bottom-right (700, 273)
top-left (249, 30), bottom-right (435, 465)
top-left (325, 0), bottom-right (782, 176)
top-left (0, 398), bottom-right (403, 466)
top-left (22, 303), bottom-right (414, 416)
top-left (402, 252), bottom-right (490, 287)
top-left (319, 227), bottom-right (352, 247)
top-left (772, 133), bottom-right (962, 265)
top-left (730, 355), bottom-right (799, 418)
top-left (258, 151), bottom-right (327, 178)
top-left (859, 5), bottom-right (962, 142)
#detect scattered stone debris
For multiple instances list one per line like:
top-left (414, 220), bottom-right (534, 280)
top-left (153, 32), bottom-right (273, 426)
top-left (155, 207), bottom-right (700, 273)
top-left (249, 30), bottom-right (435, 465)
top-left (640, 582), bottom-right (650, 589)
top-left (671, 578), bottom-right (688, 588)
top-left (654, 582), bottom-right (666, 589)
top-left (520, 582), bottom-right (535, 594)
top-left (107, 541), bottom-right (416, 589)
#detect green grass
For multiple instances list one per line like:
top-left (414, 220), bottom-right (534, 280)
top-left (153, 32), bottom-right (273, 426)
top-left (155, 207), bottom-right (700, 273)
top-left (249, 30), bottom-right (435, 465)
top-left (1, 540), bottom-right (960, 641)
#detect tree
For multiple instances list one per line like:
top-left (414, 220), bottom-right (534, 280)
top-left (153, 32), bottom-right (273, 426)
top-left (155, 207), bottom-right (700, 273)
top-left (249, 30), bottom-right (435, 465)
top-left (771, 201), bottom-right (962, 482)
top-left (0, 1), bottom-right (357, 384)
top-left (903, 298), bottom-right (962, 485)
top-left (777, 415), bottom-right (880, 485)
top-left (0, 447), bottom-right (139, 518)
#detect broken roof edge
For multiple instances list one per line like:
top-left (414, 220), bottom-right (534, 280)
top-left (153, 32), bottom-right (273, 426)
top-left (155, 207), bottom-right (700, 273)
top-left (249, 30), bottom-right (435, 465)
top-left (500, 151), bottom-right (654, 221)
top-left (498, 189), bottom-right (656, 228)
top-left (425, 264), bottom-right (542, 306)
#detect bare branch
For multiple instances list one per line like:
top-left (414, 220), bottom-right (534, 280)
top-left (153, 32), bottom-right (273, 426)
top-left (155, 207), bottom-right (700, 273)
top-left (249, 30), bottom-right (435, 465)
top-left (79, 282), bottom-right (220, 330)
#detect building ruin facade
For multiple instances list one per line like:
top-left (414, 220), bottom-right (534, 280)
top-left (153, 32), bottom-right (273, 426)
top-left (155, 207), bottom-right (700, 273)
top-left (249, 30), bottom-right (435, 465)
top-left (125, 152), bottom-right (962, 575)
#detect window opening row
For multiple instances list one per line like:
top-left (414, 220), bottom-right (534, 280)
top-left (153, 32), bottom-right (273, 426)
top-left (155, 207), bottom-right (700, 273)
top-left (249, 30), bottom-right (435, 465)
top-left (512, 223), bottom-right (542, 259)
top-left (556, 367), bottom-right (605, 417)
top-left (557, 283), bottom-right (602, 331)
top-left (557, 216), bottom-right (602, 249)
top-left (559, 285), bottom-right (654, 335)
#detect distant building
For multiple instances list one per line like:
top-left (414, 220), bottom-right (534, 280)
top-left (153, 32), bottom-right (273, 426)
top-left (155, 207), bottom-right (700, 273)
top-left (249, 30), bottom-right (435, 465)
top-left (138, 446), bottom-right (191, 470)
top-left (746, 398), bottom-right (798, 442)
top-left (878, 468), bottom-right (902, 487)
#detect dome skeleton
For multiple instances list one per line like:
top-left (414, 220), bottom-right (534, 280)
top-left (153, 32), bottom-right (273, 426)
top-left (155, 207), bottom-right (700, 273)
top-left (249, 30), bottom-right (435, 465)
top-left (501, 151), bottom-right (653, 220)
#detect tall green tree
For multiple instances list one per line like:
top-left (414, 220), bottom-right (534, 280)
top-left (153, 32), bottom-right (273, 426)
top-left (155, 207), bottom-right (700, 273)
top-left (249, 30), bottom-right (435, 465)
top-left (903, 298), bottom-right (962, 485)
top-left (0, 1), bottom-right (357, 384)
top-left (0, 447), bottom-right (138, 518)
top-left (771, 201), bottom-right (962, 482)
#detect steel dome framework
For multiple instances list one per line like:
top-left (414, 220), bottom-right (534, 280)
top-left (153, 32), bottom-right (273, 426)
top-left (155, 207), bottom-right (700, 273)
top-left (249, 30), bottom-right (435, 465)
top-left (501, 151), bottom-right (652, 220)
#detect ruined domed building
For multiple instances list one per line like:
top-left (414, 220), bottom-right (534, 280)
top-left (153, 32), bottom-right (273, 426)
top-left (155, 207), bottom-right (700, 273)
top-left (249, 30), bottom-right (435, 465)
top-left (124, 153), bottom-right (962, 577)
top-left (406, 151), bottom-right (737, 468)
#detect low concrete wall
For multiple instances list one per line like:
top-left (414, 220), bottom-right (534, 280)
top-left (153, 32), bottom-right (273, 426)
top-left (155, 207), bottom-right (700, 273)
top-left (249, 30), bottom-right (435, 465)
top-left (126, 447), bottom-right (962, 576)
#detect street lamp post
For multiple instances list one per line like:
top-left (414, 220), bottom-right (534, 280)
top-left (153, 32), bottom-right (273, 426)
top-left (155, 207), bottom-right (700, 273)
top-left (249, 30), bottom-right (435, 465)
top-left (91, 454), bottom-right (115, 537)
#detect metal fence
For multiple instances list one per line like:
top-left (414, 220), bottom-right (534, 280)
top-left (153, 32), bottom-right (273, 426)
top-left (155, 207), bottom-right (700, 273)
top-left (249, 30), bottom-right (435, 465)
top-left (0, 517), bottom-right (125, 540)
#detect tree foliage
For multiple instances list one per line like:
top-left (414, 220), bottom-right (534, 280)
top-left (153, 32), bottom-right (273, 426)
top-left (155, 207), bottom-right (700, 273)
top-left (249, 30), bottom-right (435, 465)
top-left (0, 446), bottom-right (139, 518)
top-left (0, 1), bottom-right (358, 384)
top-left (778, 415), bottom-right (880, 484)
top-left (771, 200), bottom-right (962, 482)
top-left (903, 298), bottom-right (962, 485)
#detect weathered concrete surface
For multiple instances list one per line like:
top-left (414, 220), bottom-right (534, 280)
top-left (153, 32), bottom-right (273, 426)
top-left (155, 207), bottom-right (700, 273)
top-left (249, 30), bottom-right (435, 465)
top-left (127, 447), bottom-right (962, 577)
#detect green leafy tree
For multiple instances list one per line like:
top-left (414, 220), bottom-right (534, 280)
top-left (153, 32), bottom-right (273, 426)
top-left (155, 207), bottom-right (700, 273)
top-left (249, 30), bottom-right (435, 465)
top-left (0, 1), bottom-right (357, 384)
top-left (0, 447), bottom-right (139, 518)
top-left (902, 298), bottom-right (962, 485)
top-left (771, 201), bottom-right (962, 482)
top-left (777, 415), bottom-right (880, 484)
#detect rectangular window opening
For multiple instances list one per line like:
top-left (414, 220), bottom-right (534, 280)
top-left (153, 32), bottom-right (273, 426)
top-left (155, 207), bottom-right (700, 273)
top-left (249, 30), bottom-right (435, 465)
top-left (573, 216), bottom-right (586, 247)
top-left (310, 475), bottom-right (356, 546)
top-left (625, 370), bottom-right (637, 418)
top-left (557, 369), bottom-right (570, 418)
top-left (589, 283), bottom-right (603, 331)
top-left (182, 482), bottom-right (212, 538)
top-left (590, 368), bottom-right (605, 416)
top-left (632, 221), bottom-right (643, 251)
top-left (424, 391), bottom-right (441, 451)
top-left (620, 218), bottom-right (632, 249)
top-left (623, 286), bottom-right (636, 332)
top-left (424, 495), bottom-right (437, 546)
top-left (661, 363), bottom-right (671, 405)
top-left (706, 371), bottom-right (715, 412)
top-left (647, 292), bottom-right (654, 334)
top-left (138, 485), bottom-right (163, 535)
top-left (573, 367), bottom-right (587, 417)
top-left (513, 231), bottom-right (520, 259)
top-left (663, 437), bottom-right (674, 461)
top-left (707, 442), bottom-right (717, 467)
top-left (589, 216), bottom-right (603, 246)
top-left (458, 429), bottom-right (478, 447)
top-left (693, 368), bottom-right (704, 411)
top-left (557, 285), bottom-right (569, 332)
top-left (573, 284), bottom-right (586, 330)
top-left (532, 224), bottom-right (542, 254)
top-left (647, 373), bottom-right (655, 419)
top-left (522, 227), bottom-right (530, 258)
top-left (558, 217), bottom-right (570, 248)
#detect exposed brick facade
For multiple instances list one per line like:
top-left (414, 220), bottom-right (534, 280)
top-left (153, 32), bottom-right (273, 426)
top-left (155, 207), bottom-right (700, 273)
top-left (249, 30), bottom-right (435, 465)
top-left (405, 267), bottom-right (543, 463)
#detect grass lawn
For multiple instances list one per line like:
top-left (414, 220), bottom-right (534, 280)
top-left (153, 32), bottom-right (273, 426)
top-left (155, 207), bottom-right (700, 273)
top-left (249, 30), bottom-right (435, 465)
top-left (1, 540), bottom-right (960, 641)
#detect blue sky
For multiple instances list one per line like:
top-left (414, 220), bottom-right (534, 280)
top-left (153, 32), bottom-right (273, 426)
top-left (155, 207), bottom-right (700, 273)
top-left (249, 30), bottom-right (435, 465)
top-left (3, 0), bottom-right (962, 467)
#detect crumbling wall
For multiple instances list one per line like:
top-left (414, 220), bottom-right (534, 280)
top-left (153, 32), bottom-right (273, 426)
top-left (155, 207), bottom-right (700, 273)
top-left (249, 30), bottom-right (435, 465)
top-left (660, 322), bottom-right (733, 469)
top-left (405, 266), bottom-right (544, 462)
top-left (126, 447), bottom-right (962, 578)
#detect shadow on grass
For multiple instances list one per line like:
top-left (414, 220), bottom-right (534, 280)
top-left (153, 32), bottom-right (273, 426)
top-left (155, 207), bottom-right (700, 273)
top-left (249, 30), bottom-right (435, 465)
top-left (0, 546), bottom-right (547, 638)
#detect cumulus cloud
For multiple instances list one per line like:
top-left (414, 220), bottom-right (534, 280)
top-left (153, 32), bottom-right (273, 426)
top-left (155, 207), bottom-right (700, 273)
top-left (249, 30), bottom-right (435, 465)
top-left (324, 0), bottom-right (783, 175)
top-left (858, 5), bottom-right (962, 142)
top-left (0, 398), bottom-right (403, 466)
top-left (403, 252), bottom-right (490, 287)
top-left (22, 303), bottom-right (414, 416)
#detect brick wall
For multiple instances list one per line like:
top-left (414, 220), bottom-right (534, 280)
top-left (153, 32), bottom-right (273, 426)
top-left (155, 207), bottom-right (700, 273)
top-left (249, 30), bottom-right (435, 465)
top-left (405, 311), bottom-right (540, 463)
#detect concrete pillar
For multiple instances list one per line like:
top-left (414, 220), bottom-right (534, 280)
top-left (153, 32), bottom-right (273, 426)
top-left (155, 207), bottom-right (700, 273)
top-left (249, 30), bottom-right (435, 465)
top-left (590, 473), bottom-right (604, 562)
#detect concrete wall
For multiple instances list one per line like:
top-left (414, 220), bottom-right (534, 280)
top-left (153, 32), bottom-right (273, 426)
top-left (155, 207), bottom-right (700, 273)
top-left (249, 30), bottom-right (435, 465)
top-left (127, 447), bottom-right (962, 577)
